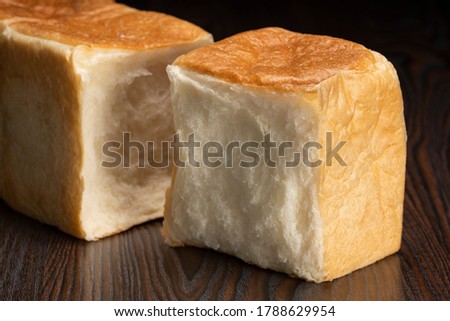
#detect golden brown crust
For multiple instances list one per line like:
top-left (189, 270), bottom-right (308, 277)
top-left (0, 0), bottom-right (113, 19)
top-left (318, 52), bottom-right (406, 281)
top-left (175, 27), bottom-right (375, 91)
top-left (0, 0), bottom-right (113, 4)
top-left (3, 2), bottom-right (210, 50)
top-left (0, 2), bottom-right (46, 18)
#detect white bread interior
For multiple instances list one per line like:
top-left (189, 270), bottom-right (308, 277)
top-left (76, 43), bottom-right (211, 239)
top-left (163, 28), bottom-right (406, 282)
top-left (0, 2), bottom-right (212, 240)
top-left (166, 66), bottom-right (324, 280)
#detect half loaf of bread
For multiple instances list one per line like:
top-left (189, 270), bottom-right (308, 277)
top-left (163, 27), bottom-right (406, 282)
top-left (0, 0), bottom-right (212, 240)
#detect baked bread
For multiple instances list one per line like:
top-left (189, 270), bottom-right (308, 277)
top-left (163, 27), bottom-right (406, 282)
top-left (0, 0), bottom-right (212, 240)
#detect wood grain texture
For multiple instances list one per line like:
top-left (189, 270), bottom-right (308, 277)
top-left (1, 0), bottom-right (449, 300)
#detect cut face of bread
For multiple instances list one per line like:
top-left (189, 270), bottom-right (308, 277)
top-left (0, 2), bottom-right (212, 240)
top-left (164, 27), bottom-right (406, 282)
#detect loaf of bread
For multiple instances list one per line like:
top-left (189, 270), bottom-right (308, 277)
top-left (163, 27), bottom-right (406, 282)
top-left (0, 0), bottom-right (212, 240)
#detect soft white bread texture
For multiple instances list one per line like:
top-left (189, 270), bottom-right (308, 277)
top-left (0, 1), bottom-right (212, 240)
top-left (163, 27), bottom-right (406, 282)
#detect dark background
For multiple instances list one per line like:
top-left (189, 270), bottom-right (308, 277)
top-left (1, 0), bottom-right (449, 300)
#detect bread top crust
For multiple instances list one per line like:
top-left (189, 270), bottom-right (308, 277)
top-left (0, 0), bottom-right (112, 19)
top-left (1, 1), bottom-right (211, 50)
top-left (175, 27), bottom-right (375, 91)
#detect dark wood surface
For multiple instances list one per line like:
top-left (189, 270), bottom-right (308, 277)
top-left (1, 0), bottom-right (449, 300)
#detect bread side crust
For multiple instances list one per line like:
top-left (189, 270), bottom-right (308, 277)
top-left (318, 51), bottom-right (406, 281)
top-left (1, 28), bottom-right (85, 238)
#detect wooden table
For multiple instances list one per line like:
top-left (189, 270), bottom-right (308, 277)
top-left (1, 0), bottom-right (449, 300)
